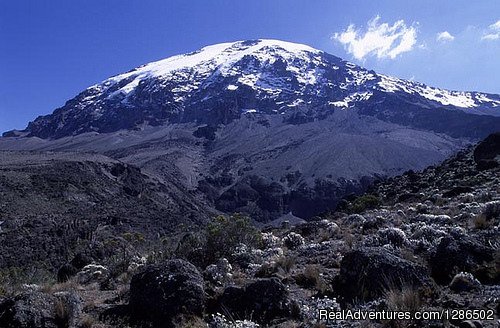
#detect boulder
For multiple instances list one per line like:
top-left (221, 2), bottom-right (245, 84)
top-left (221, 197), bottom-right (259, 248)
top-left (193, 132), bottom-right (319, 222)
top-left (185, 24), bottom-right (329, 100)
top-left (336, 247), bottom-right (432, 303)
top-left (449, 272), bottom-right (481, 292)
top-left (473, 132), bottom-right (500, 170)
top-left (217, 278), bottom-right (298, 323)
top-left (69, 252), bottom-right (92, 270)
top-left (429, 236), bottom-right (493, 284)
top-left (0, 292), bottom-right (57, 328)
top-left (129, 259), bottom-right (205, 326)
top-left (0, 291), bottom-right (80, 328)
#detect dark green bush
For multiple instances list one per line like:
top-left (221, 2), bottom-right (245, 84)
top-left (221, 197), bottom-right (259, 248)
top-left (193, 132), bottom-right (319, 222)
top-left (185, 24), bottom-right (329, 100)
top-left (175, 214), bottom-right (262, 267)
top-left (350, 194), bottom-right (380, 213)
top-left (205, 214), bottom-right (262, 263)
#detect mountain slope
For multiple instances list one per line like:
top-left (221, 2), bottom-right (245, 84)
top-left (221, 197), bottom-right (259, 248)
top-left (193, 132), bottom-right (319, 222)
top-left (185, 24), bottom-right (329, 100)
top-left (2, 39), bottom-right (499, 221)
top-left (5, 39), bottom-right (499, 139)
top-left (0, 151), bottom-right (212, 268)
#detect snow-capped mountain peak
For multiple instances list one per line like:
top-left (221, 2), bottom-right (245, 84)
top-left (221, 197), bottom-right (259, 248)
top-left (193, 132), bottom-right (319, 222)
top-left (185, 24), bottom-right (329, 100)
top-left (5, 39), bottom-right (500, 139)
top-left (100, 39), bottom-right (322, 97)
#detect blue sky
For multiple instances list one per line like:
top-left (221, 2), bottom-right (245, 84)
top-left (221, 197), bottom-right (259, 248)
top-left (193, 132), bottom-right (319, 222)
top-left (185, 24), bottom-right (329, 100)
top-left (1, 0), bottom-right (499, 133)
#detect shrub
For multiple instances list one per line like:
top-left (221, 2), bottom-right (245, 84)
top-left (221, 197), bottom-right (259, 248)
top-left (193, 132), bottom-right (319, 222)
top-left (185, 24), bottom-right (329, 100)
top-left (206, 214), bottom-right (261, 261)
top-left (0, 265), bottom-right (54, 296)
top-left (350, 195), bottom-right (380, 214)
top-left (378, 228), bottom-right (408, 247)
top-left (174, 232), bottom-right (207, 267)
top-left (283, 232), bottom-right (305, 250)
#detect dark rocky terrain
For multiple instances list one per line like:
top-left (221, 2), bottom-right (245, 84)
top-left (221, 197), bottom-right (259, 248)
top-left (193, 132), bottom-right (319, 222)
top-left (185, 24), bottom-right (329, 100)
top-left (0, 151), bottom-right (212, 270)
top-left (0, 133), bottom-right (498, 327)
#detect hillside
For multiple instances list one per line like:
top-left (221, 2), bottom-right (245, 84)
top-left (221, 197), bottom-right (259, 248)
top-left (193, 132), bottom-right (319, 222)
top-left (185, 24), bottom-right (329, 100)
top-left (0, 133), bottom-right (498, 328)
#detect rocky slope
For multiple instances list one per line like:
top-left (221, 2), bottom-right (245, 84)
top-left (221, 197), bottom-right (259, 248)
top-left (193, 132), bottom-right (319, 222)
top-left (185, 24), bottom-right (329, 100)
top-left (0, 151), bottom-right (212, 270)
top-left (2, 40), bottom-right (499, 221)
top-left (1, 133), bottom-right (498, 328)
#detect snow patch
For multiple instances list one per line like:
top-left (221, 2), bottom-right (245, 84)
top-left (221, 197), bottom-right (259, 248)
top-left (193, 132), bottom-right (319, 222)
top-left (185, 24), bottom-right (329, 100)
top-left (377, 75), bottom-right (497, 109)
top-left (329, 92), bottom-right (373, 108)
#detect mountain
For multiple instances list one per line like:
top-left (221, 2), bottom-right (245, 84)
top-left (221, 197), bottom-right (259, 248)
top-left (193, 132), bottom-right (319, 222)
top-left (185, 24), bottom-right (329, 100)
top-left (2, 39), bottom-right (500, 221)
top-left (5, 39), bottom-right (500, 139)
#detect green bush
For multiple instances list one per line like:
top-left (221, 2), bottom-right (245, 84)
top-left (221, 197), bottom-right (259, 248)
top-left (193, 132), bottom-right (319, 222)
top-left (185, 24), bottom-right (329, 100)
top-left (0, 265), bottom-right (54, 296)
top-left (350, 194), bottom-right (380, 213)
top-left (205, 214), bottom-right (262, 262)
top-left (175, 214), bottom-right (262, 267)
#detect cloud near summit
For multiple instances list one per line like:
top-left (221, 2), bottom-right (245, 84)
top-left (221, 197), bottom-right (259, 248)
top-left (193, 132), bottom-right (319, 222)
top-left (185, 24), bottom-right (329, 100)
top-left (481, 19), bottom-right (500, 40)
top-left (332, 16), bottom-right (418, 60)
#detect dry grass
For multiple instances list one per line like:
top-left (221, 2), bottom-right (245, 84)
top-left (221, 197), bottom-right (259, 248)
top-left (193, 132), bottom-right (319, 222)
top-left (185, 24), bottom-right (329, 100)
top-left (80, 315), bottom-right (97, 328)
top-left (116, 272), bottom-right (132, 285)
top-left (384, 285), bottom-right (421, 328)
top-left (385, 286), bottom-right (421, 312)
top-left (311, 323), bottom-right (327, 328)
top-left (295, 265), bottom-right (329, 294)
top-left (343, 231), bottom-right (355, 250)
top-left (275, 255), bottom-right (296, 274)
top-left (399, 248), bottom-right (427, 267)
top-left (54, 298), bottom-right (71, 328)
top-left (274, 321), bottom-right (301, 328)
top-left (472, 214), bottom-right (492, 229)
top-left (42, 278), bottom-right (81, 294)
top-left (174, 314), bottom-right (207, 328)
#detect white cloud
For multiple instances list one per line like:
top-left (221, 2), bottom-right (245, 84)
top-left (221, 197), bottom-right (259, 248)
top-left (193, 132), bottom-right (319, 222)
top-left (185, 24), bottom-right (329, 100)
top-left (332, 16), bottom-right (418, 60)
top-left (436, 31), bottom-right (455, 42)
top-left (482, 34), bottom-right (499, 41)
top-left (481, 19), bottom-right (500, 41)
top-left (490, 20), bottom-right (500, 30)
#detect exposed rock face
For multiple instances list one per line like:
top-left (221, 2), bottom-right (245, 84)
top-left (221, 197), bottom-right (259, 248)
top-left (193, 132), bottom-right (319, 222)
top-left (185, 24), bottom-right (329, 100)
top-left (335, 247), bottom-right (432, 303)
top-left (129, 259), bottom-right (205, 326)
